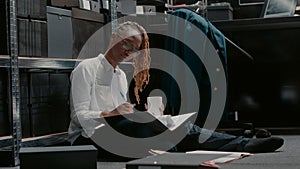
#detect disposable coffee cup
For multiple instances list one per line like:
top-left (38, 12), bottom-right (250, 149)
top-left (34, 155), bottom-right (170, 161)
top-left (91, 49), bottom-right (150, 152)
top-left (147, 96), bottom-right (163, 117)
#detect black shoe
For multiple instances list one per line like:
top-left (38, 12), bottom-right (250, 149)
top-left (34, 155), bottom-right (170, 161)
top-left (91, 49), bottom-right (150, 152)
top-left (244, 136), bottom-right (284, 153)
top-left (255, 129), bottom-right (272, 138)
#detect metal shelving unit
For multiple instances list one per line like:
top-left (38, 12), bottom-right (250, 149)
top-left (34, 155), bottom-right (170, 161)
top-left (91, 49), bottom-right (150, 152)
top-left (1, 0), bottom-right (84, 166)
top-left (1, 1), bottom-right (172, 166)
top-left (1, 3), bottom-right (139, 166)
top-left (1, 58), bottom-right (134, 167)
top-left (1, 57), bottom-right (79, 166)
top-left (0, 0), bottom-right (136, 166)
top-left (0, 55), bottom-right (10, 68)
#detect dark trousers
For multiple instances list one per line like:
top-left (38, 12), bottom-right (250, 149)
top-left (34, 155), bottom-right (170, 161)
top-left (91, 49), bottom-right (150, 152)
top-left (73, 118), bottom-right (250, 159)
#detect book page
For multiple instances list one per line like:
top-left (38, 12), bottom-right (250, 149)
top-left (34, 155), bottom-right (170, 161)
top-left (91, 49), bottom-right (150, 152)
top-left (156, 112), bottom-right (197, 131)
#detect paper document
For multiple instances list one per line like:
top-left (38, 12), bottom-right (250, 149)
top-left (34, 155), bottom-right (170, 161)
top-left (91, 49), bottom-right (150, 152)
top-left (186, 150), bottom-right (252, 164)
top-left (149, 150), bottom-right (252, 164)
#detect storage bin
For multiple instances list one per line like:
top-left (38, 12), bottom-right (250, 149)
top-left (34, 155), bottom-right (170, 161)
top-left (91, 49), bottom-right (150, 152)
top-left (0, 0), bottom-right (8, 55)
top-left (17, 0), bottom-right (47, 19)
top-left (47, 6), bottom-right (107, 59)
top-left (18, 72), bottom-right (70, 137)
top-left (47, 6), bottom-right (73, 58)
top-left (71, 7), bottom-right (107, 59)
top-left (29, 73), bottom-right (70, 136)
top-left (207, 4), bottom-right (233, 21)
top-left (0, 69), bottom-right (9, 137)
top-left (18, 18), bottom-right (48, 57)
top-left (50, 0), bottom-right (80, 8)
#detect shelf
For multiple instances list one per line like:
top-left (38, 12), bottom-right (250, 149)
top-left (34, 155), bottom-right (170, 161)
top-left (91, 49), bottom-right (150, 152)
top-left (1, 55), bottom-right (135, 70)
top-left (0, 55), bottom-right (10, 68)
top-left (212, 16), bottom-right (300, 32)
top-left (0, 132), bottom-right (68, 149)
top-left (18, 57), bottom-right (81, 69)
top-left (0, 55), bottom-right (80, 69)
top-left (0, 136), bottom-right (13, 148)
top-left (21, 132), bottom-right (69, 147)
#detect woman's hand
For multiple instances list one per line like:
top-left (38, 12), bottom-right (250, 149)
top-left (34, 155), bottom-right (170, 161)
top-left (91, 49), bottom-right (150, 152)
top-left (100, 102), bottom-right (135, 117)
top-left (114, 102), bottom-right (135, 114)
top-left (145, 103), bottom-right (165, 116)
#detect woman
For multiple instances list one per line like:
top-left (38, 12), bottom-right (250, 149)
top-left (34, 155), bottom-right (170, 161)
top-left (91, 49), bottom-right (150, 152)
top-left (68, 21), bottom-right (284, 159)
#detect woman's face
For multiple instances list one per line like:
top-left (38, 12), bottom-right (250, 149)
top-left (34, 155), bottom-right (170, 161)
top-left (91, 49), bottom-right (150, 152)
top-left (110, 33), bottom-right (142, 64)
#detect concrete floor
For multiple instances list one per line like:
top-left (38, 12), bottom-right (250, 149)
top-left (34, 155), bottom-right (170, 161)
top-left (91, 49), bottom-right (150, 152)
top-left (98, 135), bottom-right (300, 169)
top-left (221, 135), bottom-right (300, 169)
top-left (0, 135), bottom-right (300, 169)
top-left (1, 135), bottom-right (299, 169)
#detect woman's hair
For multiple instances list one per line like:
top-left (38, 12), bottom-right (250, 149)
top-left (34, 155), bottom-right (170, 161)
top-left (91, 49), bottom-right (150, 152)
top-left (115, 21), bottom-right (151, 104)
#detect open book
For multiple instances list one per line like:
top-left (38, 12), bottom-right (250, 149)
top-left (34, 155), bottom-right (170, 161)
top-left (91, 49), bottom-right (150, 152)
top-left (95, 111), bottom-right (197, 132)
top-left (156, 112), bottom-right (197, 131)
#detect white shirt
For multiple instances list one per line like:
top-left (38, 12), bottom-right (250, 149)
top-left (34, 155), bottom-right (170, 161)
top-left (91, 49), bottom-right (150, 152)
top-left (68, 54), bottom-right (128, 144)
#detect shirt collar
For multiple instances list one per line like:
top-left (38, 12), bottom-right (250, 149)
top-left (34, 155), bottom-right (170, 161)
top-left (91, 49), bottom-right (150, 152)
top-left (98, 54), bottom-right (121, 75)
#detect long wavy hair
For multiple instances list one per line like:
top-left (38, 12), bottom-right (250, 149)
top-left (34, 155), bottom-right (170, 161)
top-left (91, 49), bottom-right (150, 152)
top-left (115, 21), bottom-right (151, 104)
